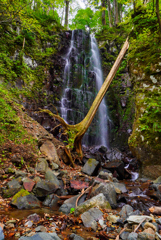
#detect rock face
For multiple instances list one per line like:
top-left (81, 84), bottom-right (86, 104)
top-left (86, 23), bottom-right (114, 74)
top-left (128, 56), bottom-right (161, 179)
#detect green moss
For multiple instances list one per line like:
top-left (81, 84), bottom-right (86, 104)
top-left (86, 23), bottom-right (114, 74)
top-left (12, 189), bottom-right (30, 205)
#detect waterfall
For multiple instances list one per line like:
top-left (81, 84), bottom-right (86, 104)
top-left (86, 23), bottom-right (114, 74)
top-left (90, 35), bottom-right (109, 148)
top-left (60, 30), bottom-right (109, 147)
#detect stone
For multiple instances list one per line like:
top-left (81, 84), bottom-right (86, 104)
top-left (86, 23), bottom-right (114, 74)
top-left (40, 141), bottom-right (60, 166)
top-left (35, 158), bottom-right (48, 174)
top-left (19, 232), bottom-right (61, 240)
top-left (127, 215), bottom-right (152, 224)
top-left (90, 182), bottom-right (117, 208)
top-left (23, 178), bottom-right (35, 192)
top-left (2, 179), bottom-right (22, 198)
top-left (137, 232), bottom-right (155, 240)
top-left (59, 194), bottom-right (86, 214)
top-left (98, 171), bottom-right (113, 181)
top-left (50, 162), bottom-right (59, 170)
top-left (25, 221), bottom-right (33, 228)
top-left (14, 170), bottom-right (28, 178)
top-left (103, 160), bottom-right (124, 179)
top-left (69, 233), bottom-right (84, 240)
top-left (119, 205), bottom-right (134, 219)
top-left (105, 148), bottom-right (123, 161)
top-left (27, 213), bottom-right (40, 223)
top-left (34, 180), bottom-right (59, 198)
top-left (127, 232), bottom-right (138, 240)
top-left (120, 231), bottom-right (130, 240)
top-left (45, 169), bottom-right (60, 187)
top-left (153, 176), bottom-right (161, 184)
top-left (74, 193), bottom-right (111, 216)
top-left (81, 211), bottom-right (97, 231)
top-left (107, 213), bottom-right (120, 224)
top-left (35, 226), bottom-right (47, 232)
top-left (11, 191), bottom-right (40, 209)
top-left (143, 228), bottom-right (155, 235)
top-left (43, 194), bottom-right (59, 209)
top-left (112, 182), bottom-right (127, 193)
top-left (143, 222), bottom-right (157, 232)
top-left (82, 159), bottom-right (99, 176)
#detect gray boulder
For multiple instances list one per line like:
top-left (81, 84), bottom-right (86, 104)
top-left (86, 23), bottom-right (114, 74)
top-left (127, 232), bottom-right (138, 240)
top-left (81, 208), bottom-right (103, 231)
top-left (12, 194), bottom-right (40, 209)
top-left (137, 232), bottom-right (155, 240)
top-left (82, 159), bottom-right (99, 176)
top-left (34, 180), bottom-right (59, 197)
top-left (45, 169), bottom-right (60, 187)
top-left (43, 194), bottom-right (59, 209)
top-left (40, 141), bottom-right (60, 166)
top-left (90, 182), bottom-right (117, 208)
top-left (35, 158), bottom-right (48, 174)
top-left (2, 179), bottom-right (22, 198)
top-left (119, 205), bottom-right (134, 219)
top-left (19, 232), bottom-right (61, 240)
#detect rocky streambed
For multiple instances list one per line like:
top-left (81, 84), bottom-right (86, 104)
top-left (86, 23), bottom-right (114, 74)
top-left (0, 142), bottom-right (161, 240)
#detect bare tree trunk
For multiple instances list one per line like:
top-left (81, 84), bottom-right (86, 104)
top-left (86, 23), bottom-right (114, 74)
top-left (107, 0), bottom-right (112, 27)
top-left (156, 0), bottom-right (161, 34)
top-left (101, 0), bottom-right (106, 26)
top-left (40, 38), bottom-right (129, 160)
top-left (114, 0), bottom-right (119, 25)
top-left (118, 3), bottom-right (122, 22)
top-left (64, 0), bottom-right (70, 29)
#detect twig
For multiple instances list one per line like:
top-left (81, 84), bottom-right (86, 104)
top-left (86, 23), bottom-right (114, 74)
top-left (115, 227), bottom-right (127, 240)
top-left (134, 217), bottom-right (147, 233)
top-left (75, 184), bottom-right (94, 208)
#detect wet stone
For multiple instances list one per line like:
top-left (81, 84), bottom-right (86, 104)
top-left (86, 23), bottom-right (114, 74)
top-left (137, 232), bottom-right (155, 240)
top-left (82, 158), bottom-right (99, 176)
top-left (27, 214), bottom-right (40, 223)
top-left (119, 204), bottom-right (133, 219)
top-left (127, 232), bottom-right (138, 240)
top-left (69, 233), bottom-right (84, 240)
top-left (19, 232), bottom-right (61, 240)
top-left (45, 169), bottom-right (60, 187)
top-left (34, 180), bottom-right (59, 198)
top-left (43, 194), bottom-right (59, 209)
top-left (35, 226), bottom-right (47, 232)
top-left (120, 231), bottom-right (130, 240)
top-left (81, 211), bottom-right (97, 231)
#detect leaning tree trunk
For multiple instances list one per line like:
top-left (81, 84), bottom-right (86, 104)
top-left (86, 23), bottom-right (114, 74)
top-left (41, 38), bottom-right (129, 161)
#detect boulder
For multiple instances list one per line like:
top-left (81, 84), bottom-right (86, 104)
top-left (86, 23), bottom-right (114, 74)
top-left (2, 179), bottom-right (21, 198)
top-left (137, 232), bottom-right (155, 240)
top-left (35, 158), bottom-right (48, 174)
top-left (74, 193), bottom-right (111, 216)
top-left (82, 159), bottom-right (99, 176)
top-left (105, 148), bottom-right (123, 161)
top-left (90, 182), bottom-right (117, 208)
top-left (119, 205), bottom-right (134, 219)
top-left (40, 141), bottom-right (60, 166)
top-left (45, 169), bottom-right (60, 187)
top-left (23, 178), bottom-right (35, 192)
top-left (103, 160), bottom-right (124, 179)
top-left (127, 232), bottom-right (138, 240)
top-left (12, 193), bottom-right (40, 209)
top-left (19, 232), bottom-right (61, 240)
top-left (43, 194), bottom-right (59, 209)
top-left (81, 208), bottom-right (103, 231)
top-left (34, 180), bottom-right (59, 198)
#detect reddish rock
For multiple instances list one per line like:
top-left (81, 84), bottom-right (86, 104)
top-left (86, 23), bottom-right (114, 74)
top-left (70, 180), bottom-right (89, 190)
top-left (23, 178), bottom-right (35, 192)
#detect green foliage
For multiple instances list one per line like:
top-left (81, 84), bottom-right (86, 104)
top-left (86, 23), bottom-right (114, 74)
top-left (0, 84), bottom-right (34, 144)
top-left (70, 207), bottom-right (75, 213)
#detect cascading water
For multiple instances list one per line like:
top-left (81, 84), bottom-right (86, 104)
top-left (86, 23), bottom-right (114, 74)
top-left (60, 30), bottom-right (110, 147)
top-left (90, 35), bottom-right (109, 148)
